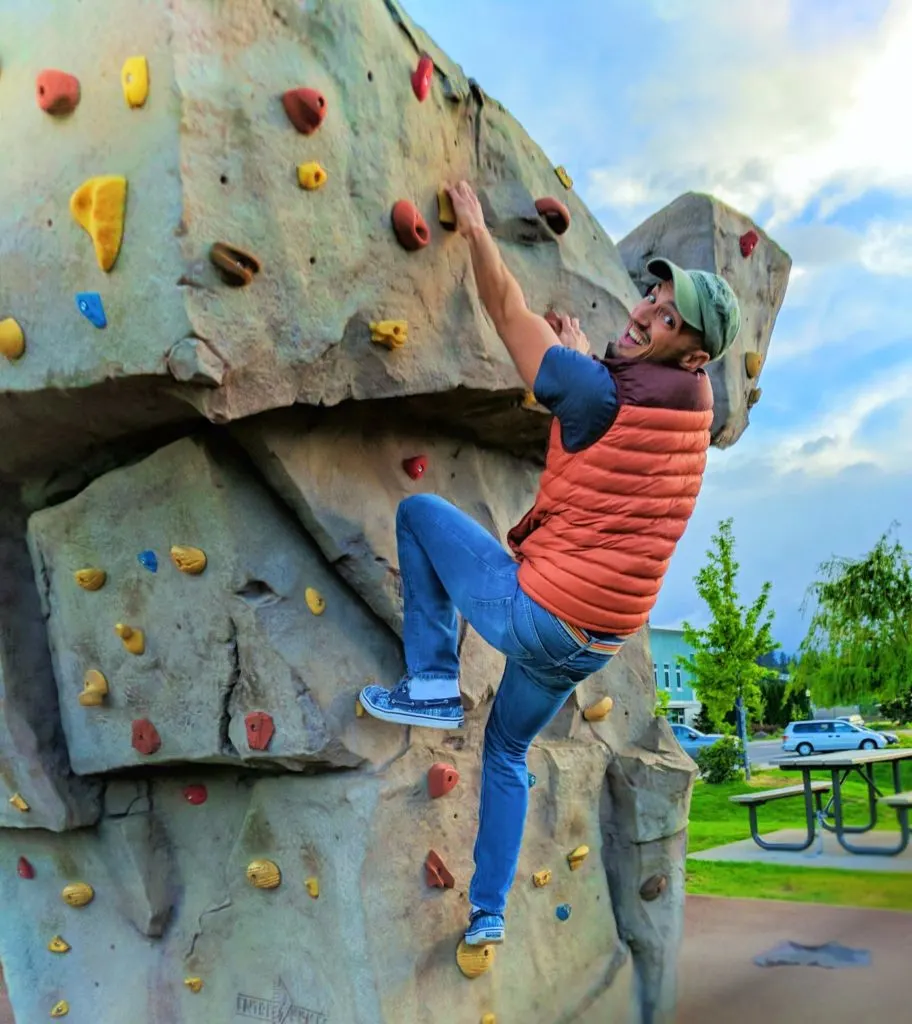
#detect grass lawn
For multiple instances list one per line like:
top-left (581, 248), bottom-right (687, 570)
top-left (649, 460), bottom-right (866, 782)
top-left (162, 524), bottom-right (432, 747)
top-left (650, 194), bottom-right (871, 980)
top-left (686, 764), bottom-right (912, 909)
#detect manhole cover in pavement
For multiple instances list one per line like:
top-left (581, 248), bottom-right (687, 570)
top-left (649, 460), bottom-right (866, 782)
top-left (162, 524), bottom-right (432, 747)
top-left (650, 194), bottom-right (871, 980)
top-left (754, 940), bottom-right (871, 969)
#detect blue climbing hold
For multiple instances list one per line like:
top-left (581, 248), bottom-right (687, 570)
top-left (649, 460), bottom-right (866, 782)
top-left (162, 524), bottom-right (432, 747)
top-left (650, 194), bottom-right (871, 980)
top-left (75, 292), bottom-right (107, 329)
top-left (556, 904), bottom-right (572, 921)
top-left (137, 550), bottom-right (158, 573)
top-left (528, 772), bottom-right (537, 789)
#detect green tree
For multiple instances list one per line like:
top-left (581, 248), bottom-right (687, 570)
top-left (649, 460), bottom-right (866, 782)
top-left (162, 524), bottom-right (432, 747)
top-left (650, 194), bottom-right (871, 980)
top-left (679, 519), bottom-right (780, 742)
top-left (793, 528), bottom-right (912, 707)
top-left (654, 687), bottom-right (671, 718)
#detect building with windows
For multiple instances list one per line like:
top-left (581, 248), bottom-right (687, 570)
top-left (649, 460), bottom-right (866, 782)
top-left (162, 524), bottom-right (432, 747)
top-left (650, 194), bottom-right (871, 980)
top-left (647, 625), bottom-right (702, 726)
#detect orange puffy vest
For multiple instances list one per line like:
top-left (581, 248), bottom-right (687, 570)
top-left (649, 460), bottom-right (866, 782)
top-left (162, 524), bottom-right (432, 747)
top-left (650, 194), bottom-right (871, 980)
top-left (508, 358), bottom-right (713, 636)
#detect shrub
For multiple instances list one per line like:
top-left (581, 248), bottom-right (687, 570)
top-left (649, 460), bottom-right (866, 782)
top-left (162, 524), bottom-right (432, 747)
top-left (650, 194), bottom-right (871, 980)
top-left (695, 736), bottom-right (744, 784)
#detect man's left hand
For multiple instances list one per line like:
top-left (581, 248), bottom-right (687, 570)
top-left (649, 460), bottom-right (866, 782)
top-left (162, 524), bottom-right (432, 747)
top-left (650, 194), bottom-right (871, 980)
top-left (556, 314), bottom-right (591, 355)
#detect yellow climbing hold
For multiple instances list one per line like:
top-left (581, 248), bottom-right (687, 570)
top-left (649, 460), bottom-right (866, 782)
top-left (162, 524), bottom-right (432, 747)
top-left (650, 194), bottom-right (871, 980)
top-left (532, 869), bottom-right (552, 888)
top-left (78, 669), bottom-right (109, 708)
top-left (48, 936), bottom-right (71, 954)
top-left (583, 696), bottom-right (614, 722)
top-left (297, 162), bottom-right (328, 190)
top-left (50, 1001), bottom-right (69, 1018)
top-left (481, 1015), bottom-right (496, 1024)
top-left (567, 845), bottom-right (590, 871)
top-left (747, 387), bottom-right (762, 409)
top-left (61, 882), bottom-right (94, 908)
top-left (74, 568), bottom-right (106, 591)
top-left (554, 165), bottom-right (573, 189)
top-left (369, 320), bottom-right (408, 350)
top-left (170, 545), bottom-right (207, 575)
top-left (456, 939), bottom-right (496, 979)
top-left (184, 977), bottom-right (203, 993)
top-left (246, 859), bottom-right (281, 889)
top-left (70, 175), bottom-right (127, 272)
top-left (355, 700), bottom-right (365, 718)
top-left (744, 351), bottom-right (762, 379)
top-left (115, 623), bottom-right (145, 655)
top-left (0, 318), bottom-right (25, 360)
top-left (305, 587), bottom-right (326, 615)
top-left (522, 391), bottom-right (538, 409)
top-left (121, 56), bottom-right (149, 109)
top-left (305, 876), bottom-right (319, 898)
top-left (8, 793), bottom-right (29, 812)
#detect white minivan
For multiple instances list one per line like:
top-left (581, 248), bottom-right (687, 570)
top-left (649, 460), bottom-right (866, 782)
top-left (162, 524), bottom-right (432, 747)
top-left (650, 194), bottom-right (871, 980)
top-left (782, 719), bottom-right (889, 756)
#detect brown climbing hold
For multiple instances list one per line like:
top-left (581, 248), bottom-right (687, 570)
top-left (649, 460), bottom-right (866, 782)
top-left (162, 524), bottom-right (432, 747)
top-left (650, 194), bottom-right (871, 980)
top-left (427, 762), bottom-right (459, 799)
top-left (209, 242), bottom-right (260, 287)
top-left (740, 229), bottom-right (759, 258)
top-left (535, 197), bottom-right (571, 235)
top-left (132, 719), bottom-right (161, 755)
top-left (412, 54), bottom-right (434, 101)
top-left (639, 874), bottom-right (668, 901)
top-left (456, 939), bottom-right (496, 979)
top-left (17, 856), bottom-right (34, 879)
top-left (245, 711), bottom-right (275, 751)
top-left (183, 784), bottom-right (207, 805)
top-left (282, 87), bottom-right (327, 135)
top-left (392, 200), bottom-right (431, 251)
top-left (544, 310), bottom-right (562, 336)
top-left (402, 455), bottom-right (427, 480)
top-left (36, 70), bottom-right (80, 115)
top-left (425, 849), bottom-right (455, 889)
top-left (747, 387), bottom-right (762, 409)
top-left (438, 188), bottom-right (457, 230)
top-left (582, 696), bottom-right (613, 722)
top-left (745, 351), bottom-right (762, 379)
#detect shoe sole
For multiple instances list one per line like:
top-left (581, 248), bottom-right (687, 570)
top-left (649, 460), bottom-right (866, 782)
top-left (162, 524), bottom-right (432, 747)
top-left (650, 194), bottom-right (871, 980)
top-left (465, 930), bottom-right (505, 946)
top-left (359, 696), bottom-right (464, 730)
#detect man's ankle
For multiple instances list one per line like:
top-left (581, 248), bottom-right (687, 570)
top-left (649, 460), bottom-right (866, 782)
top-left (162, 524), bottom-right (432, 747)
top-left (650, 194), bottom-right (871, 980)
top-left (408, 675), bottom-right (460, 701)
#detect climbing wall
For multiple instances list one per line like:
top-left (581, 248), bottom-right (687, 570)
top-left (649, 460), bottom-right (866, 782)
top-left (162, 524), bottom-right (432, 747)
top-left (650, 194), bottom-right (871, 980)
top-left (0, 0), bottom-right (790, 1022)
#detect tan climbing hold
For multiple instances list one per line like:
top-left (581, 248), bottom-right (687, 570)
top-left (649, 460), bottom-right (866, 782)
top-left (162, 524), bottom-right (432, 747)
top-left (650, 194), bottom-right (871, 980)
top-left (747, 387), bottom-right (762, 409)
top-left (78, 669), bottom-right (108, 707)
top-left (61, 882), bottom-right (94, 908)
top-left (50, 1001), bottom-right (69, 1018)
top-left (121, 56), bottom-right (149, 108)
top-left (305, 587), bottom-right (326, 615)
top-left (115, 622), bottom-right (145, 655)
top-left (48, 936), bottom-right (71, 954)
top-left (247, 859), bottom-right (281, 890)
top-left (8, 793), bottom-right (29, 812)
top-left (297, 161), bottom-right (328, 190)
top-left (532, 869), bottom-right (552, 888)
top-left (184, 977), bottom-right (203, 993)
top-left (74, 568), bottom-right (106, 591)
top-left (554, 165), bottom-right (573, 189)
top-left (305, 876), bottom-right (319, 898)
top-left (70, 175), bottom-right (128, 272)
top-left (0, 318), bottom-right (25, 360)
top-left (456, 939), bottom-right (496, 979)
top-left (567, 845), bottom-right (589, 871)
top-left (170, 545), bottom-right (207, 575)
top-left (369, 320), bottom-right (408, 350)
top-left (639, 874), bottom-right (668, 901)
top-left (583, 696), bottom-right (614, 722)
top-left (437, 188), bottom-right (457, 230)
top-left (744, 351), bottom-right (762, 379)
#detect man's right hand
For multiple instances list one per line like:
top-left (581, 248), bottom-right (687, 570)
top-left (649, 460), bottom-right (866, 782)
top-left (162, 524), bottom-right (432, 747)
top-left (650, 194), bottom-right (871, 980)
top-left (446, 181), bottom-right (487, 237)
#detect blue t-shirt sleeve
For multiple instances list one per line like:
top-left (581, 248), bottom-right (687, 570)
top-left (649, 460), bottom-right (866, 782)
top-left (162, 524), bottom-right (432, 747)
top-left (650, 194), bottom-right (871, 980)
top-left (532, 345), bottom-right (619, 452)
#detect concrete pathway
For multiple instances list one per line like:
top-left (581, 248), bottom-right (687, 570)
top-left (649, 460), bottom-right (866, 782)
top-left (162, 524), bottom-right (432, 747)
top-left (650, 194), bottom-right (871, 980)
top-left (690, 828), bottom-right (912, 872)
top-left (677, 895), bottom-right (911, 1024)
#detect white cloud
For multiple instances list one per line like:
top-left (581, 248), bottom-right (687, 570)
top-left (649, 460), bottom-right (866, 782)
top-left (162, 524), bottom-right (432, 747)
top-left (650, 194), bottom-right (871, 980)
top-left (858, 220), bottom-right (912, 276)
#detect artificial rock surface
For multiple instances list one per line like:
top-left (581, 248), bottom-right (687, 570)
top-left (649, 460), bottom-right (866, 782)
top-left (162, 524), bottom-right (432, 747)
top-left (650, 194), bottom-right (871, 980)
top-left (0, 0), bottom-right (791, 1020)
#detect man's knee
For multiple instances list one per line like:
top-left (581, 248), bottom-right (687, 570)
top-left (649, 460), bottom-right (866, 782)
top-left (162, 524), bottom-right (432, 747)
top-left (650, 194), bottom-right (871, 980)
top-left (396, 493), bottom-right (451, 530)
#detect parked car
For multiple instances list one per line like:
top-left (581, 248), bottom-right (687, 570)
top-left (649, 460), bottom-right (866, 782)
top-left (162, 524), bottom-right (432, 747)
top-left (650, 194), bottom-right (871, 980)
top-left (782, 719), bottom-right (889, 756)
top-left (835, 715), bottom-right (899, 744)
top-left (671, 723), bottom-right (725, 760)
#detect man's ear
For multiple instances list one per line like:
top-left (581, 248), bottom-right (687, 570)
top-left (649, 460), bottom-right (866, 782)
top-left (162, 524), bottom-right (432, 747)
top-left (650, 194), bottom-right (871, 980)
top-left (678, 348), bottom-right (710, 372)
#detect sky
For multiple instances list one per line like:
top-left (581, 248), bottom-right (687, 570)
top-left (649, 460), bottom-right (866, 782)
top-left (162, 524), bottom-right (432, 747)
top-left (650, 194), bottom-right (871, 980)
top-left (404, 0), bottom-right (912, 653)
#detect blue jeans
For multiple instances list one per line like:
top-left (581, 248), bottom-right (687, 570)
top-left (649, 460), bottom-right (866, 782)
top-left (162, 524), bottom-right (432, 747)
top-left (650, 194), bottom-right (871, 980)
top-left (396, 494), bottom-right (625, 915)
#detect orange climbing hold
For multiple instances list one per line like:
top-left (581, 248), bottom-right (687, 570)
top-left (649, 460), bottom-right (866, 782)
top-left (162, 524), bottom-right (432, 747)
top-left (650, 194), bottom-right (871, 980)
top-left (0, 318), bottom-right (25, 361)
top-left (427, 762), bottom-right (459, 798)
top-left (245, 711), bottom-right (275, 751)
top-left (74, 568), bottom-right (106, 591)
top-left (425, 849), bottom-right (455, 889)
top-left (36, 70), bottom-right (80, 115)
top-left (412, 54), bottom-right (434, 102)
top-left (402, 455), bottom-right (427, 480)
top-left (70, 176), bottom-right (127, 272)
top-left (131, 719), bottom-right (161, 755)
top-left (392, 200), bottom-right (431, 251)
top-left (282, 87), bottom-right (327, 135)
top-left (535, 197), bottom-right (571, 235)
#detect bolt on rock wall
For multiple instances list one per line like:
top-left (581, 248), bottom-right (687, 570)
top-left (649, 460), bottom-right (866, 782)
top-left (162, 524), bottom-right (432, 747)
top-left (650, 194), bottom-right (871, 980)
top-left (0, 0), bottom-right (790, 1021)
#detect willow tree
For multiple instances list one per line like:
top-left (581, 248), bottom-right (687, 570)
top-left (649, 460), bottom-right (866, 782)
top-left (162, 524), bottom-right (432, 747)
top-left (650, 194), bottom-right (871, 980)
top-left (793, 529), bottom-right (912, 706)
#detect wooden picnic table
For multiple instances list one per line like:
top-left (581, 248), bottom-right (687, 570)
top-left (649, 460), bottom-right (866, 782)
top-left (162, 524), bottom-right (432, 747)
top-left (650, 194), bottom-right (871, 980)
top-left (775, 747), bottom-right (912, 856)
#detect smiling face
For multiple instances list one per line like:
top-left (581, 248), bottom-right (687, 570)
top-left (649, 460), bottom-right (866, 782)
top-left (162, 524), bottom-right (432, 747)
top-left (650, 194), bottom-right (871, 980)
top-left (608, 280), bottom-right (710, 371)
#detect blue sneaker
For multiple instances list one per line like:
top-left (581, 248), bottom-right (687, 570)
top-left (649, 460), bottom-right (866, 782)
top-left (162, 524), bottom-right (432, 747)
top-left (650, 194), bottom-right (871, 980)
top-left (358, 679), bottom-right (464, 730)
top-left (465, 909), bottom-right (505, 946)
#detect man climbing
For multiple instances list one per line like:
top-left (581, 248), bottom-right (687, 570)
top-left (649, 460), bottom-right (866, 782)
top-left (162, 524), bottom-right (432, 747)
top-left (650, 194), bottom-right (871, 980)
top-left (359, 180), bottom-right (741, 948)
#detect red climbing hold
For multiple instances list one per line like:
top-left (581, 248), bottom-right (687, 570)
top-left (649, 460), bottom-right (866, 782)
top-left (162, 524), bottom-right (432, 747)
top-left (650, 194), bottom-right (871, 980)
top-left (544, 311), bottom-right (562, 336)
top-left (427, 762), bottom-right (459, 799)
top-left (131, 719), bottom-right (162, 756)
top-left (36, 70), bottom-right (81, 115)
top-left (282, 87), bottom-right (327, 135)
top-left (183, 785), bottom-right (208, 805)
top-left (740, 229), bottom-right (759, 258)
top-left (412, 54), bottom-right (434, 102)
top-left (245, 711), bottom-right (275, 751)
top-left (425, 849), bottom-right (455, 889)
top-left (402, 456), bottom-right (427, 480)
top-left (391, 200), bottom-right (431, 251)
top-left (535, 197), bottom-right (571, 235)
top-left (17, 856), bottom-right (35, 879)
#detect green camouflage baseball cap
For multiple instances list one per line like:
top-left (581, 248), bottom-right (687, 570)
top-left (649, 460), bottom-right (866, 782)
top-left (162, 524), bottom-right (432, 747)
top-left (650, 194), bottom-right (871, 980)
top-left (647, 258), bottom-right (742, 361)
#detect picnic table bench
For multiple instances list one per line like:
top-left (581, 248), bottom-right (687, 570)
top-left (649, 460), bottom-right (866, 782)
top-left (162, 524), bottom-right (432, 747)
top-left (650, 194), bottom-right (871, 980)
top-left (729, 781), bottom-right (833, 852)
